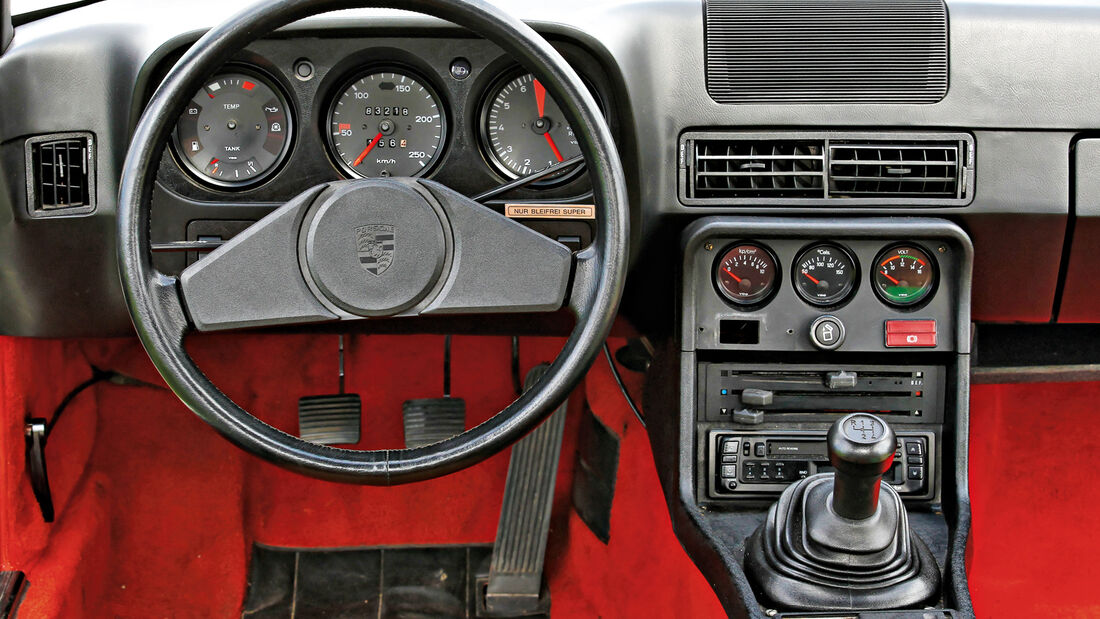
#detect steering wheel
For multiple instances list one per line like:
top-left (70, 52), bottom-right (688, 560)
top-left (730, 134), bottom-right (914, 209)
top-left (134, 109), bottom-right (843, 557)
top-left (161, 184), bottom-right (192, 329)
top-left (117, 0), bottom-right (627, 484)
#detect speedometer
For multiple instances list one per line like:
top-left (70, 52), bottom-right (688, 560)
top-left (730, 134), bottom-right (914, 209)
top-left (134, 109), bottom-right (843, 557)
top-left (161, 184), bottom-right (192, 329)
top-left (327, 69), bottom-right (446, 178)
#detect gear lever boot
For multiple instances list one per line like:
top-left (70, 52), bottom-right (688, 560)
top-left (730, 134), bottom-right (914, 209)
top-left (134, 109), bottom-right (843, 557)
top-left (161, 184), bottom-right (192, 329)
top-left (745, 413), bottom-right (940, 611)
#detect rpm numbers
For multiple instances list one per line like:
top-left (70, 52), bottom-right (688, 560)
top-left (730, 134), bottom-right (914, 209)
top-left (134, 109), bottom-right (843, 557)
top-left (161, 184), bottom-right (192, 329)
top-left (327, 69), bottom-right (446, 178)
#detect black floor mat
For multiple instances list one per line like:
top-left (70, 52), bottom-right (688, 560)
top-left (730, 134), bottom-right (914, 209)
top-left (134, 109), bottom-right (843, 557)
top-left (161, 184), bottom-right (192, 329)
top-left (242, 544), bottom-right (493, 618)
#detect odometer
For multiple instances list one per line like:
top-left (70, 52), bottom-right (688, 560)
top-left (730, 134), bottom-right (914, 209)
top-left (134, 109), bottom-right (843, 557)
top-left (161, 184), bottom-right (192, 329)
top-left (715, 243), bottom-right (780, 306)
top-left (872, 245), bottom-right (937, 307)
top-left (172, 70), bottom-right (292, 188)
top-left (327, 70), bottom-right (446, 178)
top-left (793, 243), bottom-right (858, 306)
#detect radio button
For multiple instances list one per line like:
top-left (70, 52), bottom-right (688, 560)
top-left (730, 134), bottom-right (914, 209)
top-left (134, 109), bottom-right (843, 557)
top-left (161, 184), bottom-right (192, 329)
top-left (905, 441), bottom-right (924, 456)
top-left (721, 454), bottom-right (738, 464)
top-left (908, 467), bottom-right (924, 480)
top-left (907, 455), bottom-right (924, 466)
top-left (721, 465), bottom-right (738, 478)
top-left (754, 443), bottom-right (766, 457)
top-left (721, 438), bottom-right (740, 454)
top-left (759, 463), bottom-right (773, 481)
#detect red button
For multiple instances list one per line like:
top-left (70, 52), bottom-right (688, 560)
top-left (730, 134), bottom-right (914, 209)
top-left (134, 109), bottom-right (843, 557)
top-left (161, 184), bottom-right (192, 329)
top-left (885, 320), bottom-right (937, 347)
top-left (885, 320), bottom-right (937, 334)
top-left (886, 332), bottom-right (937, 347)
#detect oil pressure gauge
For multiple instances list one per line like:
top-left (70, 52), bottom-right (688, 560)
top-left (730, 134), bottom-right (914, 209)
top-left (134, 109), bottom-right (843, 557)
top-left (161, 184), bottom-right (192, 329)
top-left (793, 243), bottom-right (858, 306)
top-left (715, 243), bottom-right (780, 306)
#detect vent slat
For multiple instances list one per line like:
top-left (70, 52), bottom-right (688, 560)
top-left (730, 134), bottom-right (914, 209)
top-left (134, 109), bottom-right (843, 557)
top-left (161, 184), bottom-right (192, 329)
top-left (828, 141), bottom-right (961, 199)
top-left (705, 0), bottom-right (948, 105)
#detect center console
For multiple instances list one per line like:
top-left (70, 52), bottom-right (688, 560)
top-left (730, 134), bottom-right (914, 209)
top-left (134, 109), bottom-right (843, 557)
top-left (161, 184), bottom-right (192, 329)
top-left (647, 216), bottom-right (974, 618)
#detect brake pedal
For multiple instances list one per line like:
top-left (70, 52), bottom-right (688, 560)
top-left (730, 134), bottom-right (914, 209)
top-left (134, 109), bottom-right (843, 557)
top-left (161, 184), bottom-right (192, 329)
top-left (298, 336), bottom-right (361, 445)
top-left (403, 335), bottom-right (466, 448)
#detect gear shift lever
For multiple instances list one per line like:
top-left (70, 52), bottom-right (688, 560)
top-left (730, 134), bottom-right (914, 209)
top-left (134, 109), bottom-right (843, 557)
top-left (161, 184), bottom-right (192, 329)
top-left (828, 413), bottom-right (895, 520)
top-left (745, 413), bottom-right (940, 611)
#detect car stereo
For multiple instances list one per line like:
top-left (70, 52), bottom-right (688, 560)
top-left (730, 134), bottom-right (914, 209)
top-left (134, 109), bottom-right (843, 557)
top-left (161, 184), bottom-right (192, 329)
top-left (706, 430), bottom-right (934, 500)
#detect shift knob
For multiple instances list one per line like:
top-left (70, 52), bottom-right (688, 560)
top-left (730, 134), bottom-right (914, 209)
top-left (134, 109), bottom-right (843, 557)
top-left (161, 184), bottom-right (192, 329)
top-left (827, 413), bottom-right (896, 520)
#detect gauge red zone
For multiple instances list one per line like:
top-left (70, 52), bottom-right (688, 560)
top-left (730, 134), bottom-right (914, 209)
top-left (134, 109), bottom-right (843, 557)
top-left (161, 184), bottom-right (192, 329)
top-left (872, 245), bottom-right (937, 306)
top-left (715, 243), bottom-right (780, 305)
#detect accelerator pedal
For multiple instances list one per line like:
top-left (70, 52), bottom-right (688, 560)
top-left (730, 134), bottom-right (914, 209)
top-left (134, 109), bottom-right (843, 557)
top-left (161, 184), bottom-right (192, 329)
top-left (298, 336), bottom-right (361, 445)
top-left (478, 363), bottom-right (566, 617)
top-left (403, 335), bottom-right (466, 448)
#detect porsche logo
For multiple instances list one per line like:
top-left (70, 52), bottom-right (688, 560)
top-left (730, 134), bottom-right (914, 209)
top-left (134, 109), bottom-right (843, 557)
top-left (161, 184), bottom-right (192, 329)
top-left (355, 224), bottom-right (395, 276)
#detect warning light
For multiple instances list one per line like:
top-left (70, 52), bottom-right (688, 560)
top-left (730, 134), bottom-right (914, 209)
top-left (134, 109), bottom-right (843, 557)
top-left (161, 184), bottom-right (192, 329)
top-left (242, 81), bottom-right (255, 91)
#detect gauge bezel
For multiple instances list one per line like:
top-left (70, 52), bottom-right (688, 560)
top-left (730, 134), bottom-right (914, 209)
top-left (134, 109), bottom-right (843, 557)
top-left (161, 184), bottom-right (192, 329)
top-left (170, 64), bottom-right (296, 191)
top-left (324, 65), bottom-right (449, 180)
top-left (713, 241), bottom-right (782, 308)
top-left (870, 242), bottom-right (940, 309)
top-left (791, 242), bottom-right (860, 308)
top-left (476, 67), bottom-right (590, 187)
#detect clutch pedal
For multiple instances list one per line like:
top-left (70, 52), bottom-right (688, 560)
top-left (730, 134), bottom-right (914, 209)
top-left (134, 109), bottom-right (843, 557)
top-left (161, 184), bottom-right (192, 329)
top-left (403, 335), bottom-right (466, 448)
top-left (298, 335), bottom-right (361, 445)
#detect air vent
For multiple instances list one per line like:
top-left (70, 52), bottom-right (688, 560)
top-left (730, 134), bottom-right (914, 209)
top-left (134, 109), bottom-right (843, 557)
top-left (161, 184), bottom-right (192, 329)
top-left (704, 0), bottom-right (949, 105)
top-left (693, 140), bottom-right (825, 199)
top-left (829, 142), bottom-right (961, 198)
top-left (24, 132), bottom-right (96, 217)
top-left (680, 131), bottom-right (974, 207)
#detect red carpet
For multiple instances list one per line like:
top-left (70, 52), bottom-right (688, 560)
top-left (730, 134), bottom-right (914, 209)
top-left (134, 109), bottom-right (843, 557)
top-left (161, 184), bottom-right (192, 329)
top-left (968, 381), bottom-right (1100, 618)
top-left (0, 333), bottom-right (725, 618)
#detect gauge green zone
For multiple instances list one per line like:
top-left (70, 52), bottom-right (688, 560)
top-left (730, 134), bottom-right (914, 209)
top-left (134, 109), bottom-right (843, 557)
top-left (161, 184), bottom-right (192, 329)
top-left (793, 243), bottom-right (858, 306)
top-left (872, 245), bottom-right (937, 306)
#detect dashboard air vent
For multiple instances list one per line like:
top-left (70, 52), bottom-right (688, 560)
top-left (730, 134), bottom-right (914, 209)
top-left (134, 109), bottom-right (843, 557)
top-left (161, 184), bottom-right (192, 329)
top-left (679, 131), bottom-right (975, 206)
top-left (704, 0), bottom-right (949, 105)
top-left (829, 142), bottom-right (961, 199)
top-left (692, 139), bottom-right (825, 199)
top-left (24, 132), bottom-right (96, 217)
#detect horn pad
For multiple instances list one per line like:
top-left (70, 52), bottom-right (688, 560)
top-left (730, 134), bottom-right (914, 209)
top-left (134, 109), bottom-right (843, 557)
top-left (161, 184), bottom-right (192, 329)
top-left (302, 180), bottom-right (447, 317)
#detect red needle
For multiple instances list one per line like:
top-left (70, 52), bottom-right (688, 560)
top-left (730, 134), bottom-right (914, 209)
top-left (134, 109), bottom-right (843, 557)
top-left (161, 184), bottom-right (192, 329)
top-left (722, 267), bottom-right (742, 283)
top-left (802, 271), bottom-right (821, 285)
top-left (544, 133), bottom-right (564, 162)
top-left (352, 132), bottom-right (384, 167)
top-left (881, 270), bottom-right (901, 285)
top-left (533, 79), bottom-right (546, 118)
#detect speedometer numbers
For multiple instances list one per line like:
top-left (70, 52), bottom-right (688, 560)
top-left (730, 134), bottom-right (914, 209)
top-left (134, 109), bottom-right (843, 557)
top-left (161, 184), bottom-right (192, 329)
top-left (327, 70), bottom-right (446, 178)
top-left (173, 70), bottom-right (293, 188)
top-left (480, 72), bottom-right (583, 184)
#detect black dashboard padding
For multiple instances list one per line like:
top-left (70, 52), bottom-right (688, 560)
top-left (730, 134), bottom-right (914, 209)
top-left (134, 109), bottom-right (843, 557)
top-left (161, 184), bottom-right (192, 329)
top-left (117, 0), bottom-right (628, 484)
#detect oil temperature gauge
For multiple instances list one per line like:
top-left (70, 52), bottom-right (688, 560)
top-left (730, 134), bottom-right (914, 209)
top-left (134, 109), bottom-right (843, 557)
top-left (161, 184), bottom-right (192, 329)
top-left (715, 243), bottom-right (780, 306)
top-left (873, 244), bottom-right (937, 307)
top-left (793, 243), bottom-right (858, 306)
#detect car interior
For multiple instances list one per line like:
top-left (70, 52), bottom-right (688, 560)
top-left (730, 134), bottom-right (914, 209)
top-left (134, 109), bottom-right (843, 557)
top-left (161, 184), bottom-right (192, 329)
top-left (1, 0), bottom-right (1099, 616)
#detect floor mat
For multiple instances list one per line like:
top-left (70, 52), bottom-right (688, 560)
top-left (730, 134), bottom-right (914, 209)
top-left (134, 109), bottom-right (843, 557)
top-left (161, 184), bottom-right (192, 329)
top-left (968, 381), bottom-right (1100, 618)
top-left (242, 544), bottom-right (496, 619)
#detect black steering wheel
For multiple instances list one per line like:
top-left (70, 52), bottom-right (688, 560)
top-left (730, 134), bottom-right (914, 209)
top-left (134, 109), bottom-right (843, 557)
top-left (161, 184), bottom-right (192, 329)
top-left (117, 0), bottom-right (628, 483)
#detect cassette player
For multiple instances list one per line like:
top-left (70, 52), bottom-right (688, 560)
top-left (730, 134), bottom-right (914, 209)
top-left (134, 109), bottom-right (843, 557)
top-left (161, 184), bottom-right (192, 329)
top-left (706, 429), bottom-right (934, 500)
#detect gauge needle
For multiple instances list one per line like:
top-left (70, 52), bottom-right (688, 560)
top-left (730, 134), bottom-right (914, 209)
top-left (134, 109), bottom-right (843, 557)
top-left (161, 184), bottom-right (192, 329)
top-left (352, 132), bottom-right (384, 167)
top-left (544, 133), bottom-right (564, 162)
top-left (802, 271), bottom-right (821, 285)
top-left (722, 267), bottom-right (742, 283)
top-left (533, 79), bottom-right (546, 118)
top-left (881, 270), bottom-right (901, 285)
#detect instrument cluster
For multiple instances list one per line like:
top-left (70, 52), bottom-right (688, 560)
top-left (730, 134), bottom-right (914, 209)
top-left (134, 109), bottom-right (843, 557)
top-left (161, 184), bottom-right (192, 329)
top-left (165, 41), bottom-right (599, 195)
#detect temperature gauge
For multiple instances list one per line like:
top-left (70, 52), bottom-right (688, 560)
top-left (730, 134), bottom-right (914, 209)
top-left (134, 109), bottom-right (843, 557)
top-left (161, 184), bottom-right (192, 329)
top-left (793, 243), bottom-right (858, 306)
top-left (872, 245), bottom-right (937, 307)
top-left (715, 243), bottom-right (780, 306)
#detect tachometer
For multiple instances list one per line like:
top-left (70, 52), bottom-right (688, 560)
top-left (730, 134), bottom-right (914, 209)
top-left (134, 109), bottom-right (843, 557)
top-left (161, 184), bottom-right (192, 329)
top-left (480, 72), bottom-right (584, 183)
top-left (172, 70), bottom-right (293, 188)
top-left (872, 244), bottom-right (937, 307)
top-left (327, 69), bottom-right (446, 178)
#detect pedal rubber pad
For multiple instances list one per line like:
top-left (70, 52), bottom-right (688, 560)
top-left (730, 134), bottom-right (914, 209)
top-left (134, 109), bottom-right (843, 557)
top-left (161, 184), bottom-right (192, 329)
top-left (402, 398), bottom-right (466, 448)
top-left (297, 394), bottom-right (362, 445)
